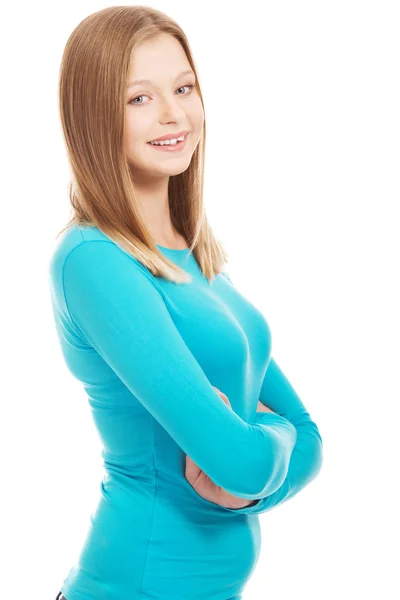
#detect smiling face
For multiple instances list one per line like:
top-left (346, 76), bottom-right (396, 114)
top-left (124, 33), bottom-right (204, 180)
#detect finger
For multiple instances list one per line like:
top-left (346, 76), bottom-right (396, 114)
top-left (212, 386), bottom-right (232, 408)
top-left (220, 394), bottom-right (232, 408)
top-left (256, 400), bottom-right (275, 414)
top-left (213, 386), bottom-right (226, 399)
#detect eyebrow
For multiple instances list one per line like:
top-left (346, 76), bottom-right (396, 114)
top-left (127, 70), bottom-right (195, 89)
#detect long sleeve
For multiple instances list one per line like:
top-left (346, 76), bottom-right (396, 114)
top-left (60, 240), bottom-right (298, 501)
top-left (222, 358), bottom-right (324, 514)
top-left (219, 273), bottom-right (324, 516)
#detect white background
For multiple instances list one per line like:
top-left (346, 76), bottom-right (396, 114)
top-left (1, 1), bottom-right (399, 599)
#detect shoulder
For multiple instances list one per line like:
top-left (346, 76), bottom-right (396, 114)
top-left (48, 224), bottom-right (164, 312)
top-left (48, 223), bottom-right (147, 282)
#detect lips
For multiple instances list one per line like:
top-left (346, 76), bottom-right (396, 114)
top-left (146, 132), bottom-right (189, 152)
top-left (147, 132), bottom-right (188, 146)
top-left (148, 130), bottom-right (189, 143)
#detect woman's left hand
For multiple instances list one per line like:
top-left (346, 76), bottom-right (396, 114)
top-left (184, 386), bottom-right (259, 510)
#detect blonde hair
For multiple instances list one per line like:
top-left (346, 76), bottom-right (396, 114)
top-left (57, 5), bottom-right (230, 284)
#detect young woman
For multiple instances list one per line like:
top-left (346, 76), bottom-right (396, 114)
top-left (49, 6), bottom-right (323, 600)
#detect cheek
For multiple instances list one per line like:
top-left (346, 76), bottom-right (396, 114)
top-left (125, 111), bottom-right (152, 143)
top-left (190, 100), bottom-right (205, 133)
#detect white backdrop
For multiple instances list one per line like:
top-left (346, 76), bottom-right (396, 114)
top-left (1, 1), bottom-right (399, 599)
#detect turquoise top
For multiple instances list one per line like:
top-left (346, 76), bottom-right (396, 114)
top-left (48, 224), bottom-right (323, 600)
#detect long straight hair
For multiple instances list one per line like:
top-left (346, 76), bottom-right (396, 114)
top-left (57, 5), bottom-right (230, 284)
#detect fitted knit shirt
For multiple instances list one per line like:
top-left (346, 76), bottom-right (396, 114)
top-left (48, 223), bottom-right (323, 600)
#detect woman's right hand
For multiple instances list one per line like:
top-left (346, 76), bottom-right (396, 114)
top-left (256, 400), bottom-right (275, 414)
top-left (211, 390), bottom-right (275, 415)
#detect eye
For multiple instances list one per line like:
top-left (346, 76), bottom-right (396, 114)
top-left (129, 83), bottom-right (195, 106)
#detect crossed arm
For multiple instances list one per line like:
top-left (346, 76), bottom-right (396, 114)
top-left (222, 356), bottom-right (324, 515)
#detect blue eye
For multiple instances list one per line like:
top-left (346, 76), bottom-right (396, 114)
top-left (129, 84), bottom-right (195, 106)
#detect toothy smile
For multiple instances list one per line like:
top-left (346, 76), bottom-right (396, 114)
top-left (148, 133), bottom-right (188, 146)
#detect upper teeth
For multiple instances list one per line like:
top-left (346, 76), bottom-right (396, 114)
top-left (150, 134), bottom-right (186, 146)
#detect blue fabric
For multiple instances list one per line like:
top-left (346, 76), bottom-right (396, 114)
top-left (48, 224), bottom-right (323, 600)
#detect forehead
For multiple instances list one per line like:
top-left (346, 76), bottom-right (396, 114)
top-left (127, 34), bottom-right (193, 88)
top-left (127, 69), bottom-right (195, 89)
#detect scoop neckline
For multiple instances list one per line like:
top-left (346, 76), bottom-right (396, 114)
top-left (156, 244), bottom-right (191, 253)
